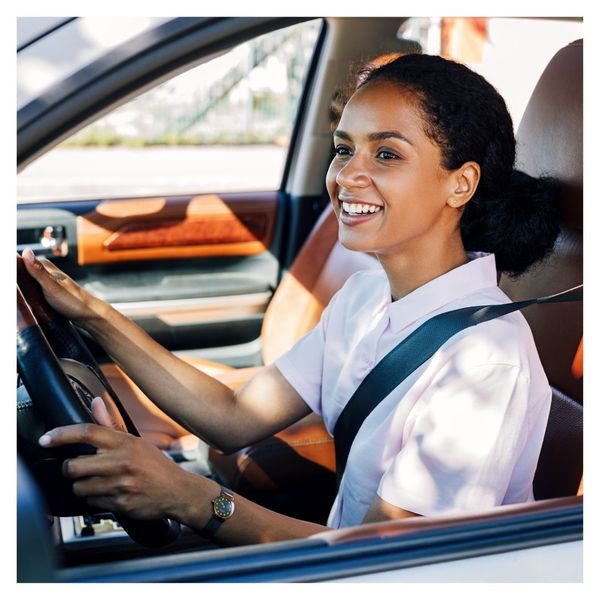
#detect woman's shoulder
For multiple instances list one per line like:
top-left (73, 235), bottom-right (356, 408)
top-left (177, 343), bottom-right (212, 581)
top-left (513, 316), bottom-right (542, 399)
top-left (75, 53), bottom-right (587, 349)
top-left (447, 286), bottom-right (543, 372)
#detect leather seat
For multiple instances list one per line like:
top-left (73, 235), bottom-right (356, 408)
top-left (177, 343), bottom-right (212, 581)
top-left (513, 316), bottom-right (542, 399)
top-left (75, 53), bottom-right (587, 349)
top-left (500, 40), bottom-right (583, 499)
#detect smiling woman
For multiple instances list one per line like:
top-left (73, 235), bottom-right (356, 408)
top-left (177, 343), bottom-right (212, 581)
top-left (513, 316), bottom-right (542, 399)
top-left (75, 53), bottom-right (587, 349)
top-left (328, 81), bottom-right (473, 292)
top-left (328, 55), bottom-right (560, 293)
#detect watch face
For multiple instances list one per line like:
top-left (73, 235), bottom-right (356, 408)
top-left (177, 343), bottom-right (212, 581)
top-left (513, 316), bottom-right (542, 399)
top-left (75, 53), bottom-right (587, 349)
top-left (213, 495), bottom-right (234, 519)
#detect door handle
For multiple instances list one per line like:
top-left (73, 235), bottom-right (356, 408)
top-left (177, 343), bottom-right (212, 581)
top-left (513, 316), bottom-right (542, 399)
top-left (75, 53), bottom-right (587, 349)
top-left (17, 225), bottom-right (68, 257)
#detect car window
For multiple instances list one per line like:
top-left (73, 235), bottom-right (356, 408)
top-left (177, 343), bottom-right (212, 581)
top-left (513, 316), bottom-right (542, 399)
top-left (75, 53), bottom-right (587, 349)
top-left (398, 17), bottom-right (583, 130)
top-left (17, 19), bottom-right (322, 203)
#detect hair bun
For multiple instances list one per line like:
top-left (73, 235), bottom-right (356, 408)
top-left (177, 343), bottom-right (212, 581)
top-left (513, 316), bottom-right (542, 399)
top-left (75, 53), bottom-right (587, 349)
top-left (461, 170), bottom-right (561, 276)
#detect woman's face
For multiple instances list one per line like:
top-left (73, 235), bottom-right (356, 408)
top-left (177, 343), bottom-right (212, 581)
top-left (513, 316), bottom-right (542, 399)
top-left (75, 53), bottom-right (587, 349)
top-left (326, 81), bottom-right (459, 257)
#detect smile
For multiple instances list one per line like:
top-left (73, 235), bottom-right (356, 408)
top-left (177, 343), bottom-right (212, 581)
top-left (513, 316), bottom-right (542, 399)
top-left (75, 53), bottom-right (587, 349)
top-left (341, 201), bottom-right (383, 215)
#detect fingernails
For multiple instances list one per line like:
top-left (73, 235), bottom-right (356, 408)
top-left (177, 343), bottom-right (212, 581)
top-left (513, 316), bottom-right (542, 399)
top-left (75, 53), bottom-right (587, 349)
top-left (23, 247), bottom-right (36, 264)
top-left (38, 434), bottom-right (52, 447)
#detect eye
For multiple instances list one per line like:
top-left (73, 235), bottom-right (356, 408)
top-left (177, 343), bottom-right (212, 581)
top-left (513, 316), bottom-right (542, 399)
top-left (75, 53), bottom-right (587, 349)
top-left (376, 149), bottom-right (400, 160)
top-left (334, 144), bottom-right (352, 157)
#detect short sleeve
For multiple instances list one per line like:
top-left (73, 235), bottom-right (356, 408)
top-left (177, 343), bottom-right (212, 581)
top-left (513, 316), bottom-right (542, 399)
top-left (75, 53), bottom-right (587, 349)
top-left (377, 362), bottom-right (532, 516)
top-left (274, 299), bottom-right (335, 416)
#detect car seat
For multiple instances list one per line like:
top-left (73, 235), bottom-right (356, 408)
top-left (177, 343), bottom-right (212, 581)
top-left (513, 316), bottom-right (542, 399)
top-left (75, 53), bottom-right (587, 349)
top-left (501, 39), bottom-right (583, 499)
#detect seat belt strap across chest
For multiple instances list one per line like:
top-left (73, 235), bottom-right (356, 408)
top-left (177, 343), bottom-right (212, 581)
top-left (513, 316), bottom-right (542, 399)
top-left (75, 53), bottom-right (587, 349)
top-left (332, 284), bottom-right (583, 491)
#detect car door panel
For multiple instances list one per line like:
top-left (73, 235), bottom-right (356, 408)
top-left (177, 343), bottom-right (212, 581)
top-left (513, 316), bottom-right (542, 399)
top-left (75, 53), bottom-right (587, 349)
top-left (17, 190), bottom-right (286, 363)
top-left (75, 192), bottom-right (278, 264)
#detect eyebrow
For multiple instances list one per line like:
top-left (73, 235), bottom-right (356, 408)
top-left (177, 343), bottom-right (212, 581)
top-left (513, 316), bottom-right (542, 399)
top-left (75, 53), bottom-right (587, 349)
top-left (333, 129), bottom-right (413, 146)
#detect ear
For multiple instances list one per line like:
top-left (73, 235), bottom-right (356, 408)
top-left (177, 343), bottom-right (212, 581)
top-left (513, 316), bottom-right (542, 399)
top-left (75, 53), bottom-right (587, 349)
top-left (446, 161), bottom-right (481, 209)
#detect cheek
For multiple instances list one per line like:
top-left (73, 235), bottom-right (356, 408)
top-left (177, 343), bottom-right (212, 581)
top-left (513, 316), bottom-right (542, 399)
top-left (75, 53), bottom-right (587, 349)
top-left (381, 175), bottom-right (446, 230)
top-left (325, 161), bottom-right (339, 201)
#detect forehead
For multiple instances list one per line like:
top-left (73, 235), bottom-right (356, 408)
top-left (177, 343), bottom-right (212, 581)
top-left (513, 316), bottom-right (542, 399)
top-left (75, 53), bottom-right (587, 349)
top-left (337, 81), bottom-right (428, 142)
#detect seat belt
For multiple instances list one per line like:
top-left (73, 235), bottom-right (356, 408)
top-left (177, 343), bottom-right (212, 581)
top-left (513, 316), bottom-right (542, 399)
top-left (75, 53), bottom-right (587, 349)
top-left (333, 284), bottom-right (583, 491)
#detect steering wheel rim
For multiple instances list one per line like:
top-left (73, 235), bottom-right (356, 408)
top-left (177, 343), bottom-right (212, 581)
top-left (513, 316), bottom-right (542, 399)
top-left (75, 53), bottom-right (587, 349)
top-left (16, 254), bottom-right (181, 548)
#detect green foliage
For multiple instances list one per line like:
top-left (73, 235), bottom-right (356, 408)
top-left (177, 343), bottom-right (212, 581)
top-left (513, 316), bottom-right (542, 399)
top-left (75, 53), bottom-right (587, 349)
top-left (61, 128), bottom-right (283, 148)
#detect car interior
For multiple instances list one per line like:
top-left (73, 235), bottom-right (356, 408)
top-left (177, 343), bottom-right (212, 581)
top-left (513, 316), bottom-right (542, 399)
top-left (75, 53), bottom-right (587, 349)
top-left (16, 17), bottom-right (583, 582)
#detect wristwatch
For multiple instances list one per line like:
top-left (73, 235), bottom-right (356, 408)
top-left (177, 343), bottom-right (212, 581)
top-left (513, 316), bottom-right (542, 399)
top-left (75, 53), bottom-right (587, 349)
top-left (200, 486), bottom-right (235, 540)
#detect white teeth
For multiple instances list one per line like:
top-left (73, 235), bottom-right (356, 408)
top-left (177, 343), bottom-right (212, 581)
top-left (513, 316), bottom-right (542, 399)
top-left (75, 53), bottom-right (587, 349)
top-left (341, 201), bottom-right (382, 215)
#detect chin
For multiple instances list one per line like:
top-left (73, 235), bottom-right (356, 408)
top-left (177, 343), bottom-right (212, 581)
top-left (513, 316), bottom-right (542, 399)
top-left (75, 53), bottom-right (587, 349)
top-left (337, 230), bottom-right (376, 254)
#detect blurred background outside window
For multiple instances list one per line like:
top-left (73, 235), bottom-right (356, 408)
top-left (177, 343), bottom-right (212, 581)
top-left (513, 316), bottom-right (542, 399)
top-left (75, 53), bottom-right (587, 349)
top-left (400, 17), bottom-right (582, 129)
top-left (17, 20), bottom-right (321, 202)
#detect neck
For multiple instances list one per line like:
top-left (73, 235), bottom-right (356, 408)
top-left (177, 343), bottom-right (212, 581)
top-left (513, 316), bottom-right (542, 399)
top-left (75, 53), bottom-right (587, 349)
top-left (377, 235), bottom-right (469, 302)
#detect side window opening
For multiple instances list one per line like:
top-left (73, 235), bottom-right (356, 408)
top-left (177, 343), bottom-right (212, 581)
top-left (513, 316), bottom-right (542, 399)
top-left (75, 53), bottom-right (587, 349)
top-left (17, 19), bottom-right (322, 203)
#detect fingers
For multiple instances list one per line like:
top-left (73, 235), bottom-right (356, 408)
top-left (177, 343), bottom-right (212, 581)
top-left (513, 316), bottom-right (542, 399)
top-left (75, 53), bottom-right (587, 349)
top-left (91, 396), bottom-right (116, 428)
top-left (38, 422), bottom-right (126, 450)
top-left (22, 248), bottom-right (61, 289)
top-left (84, 496), bottom-right (115, 512)
top-left (72, 476), bottom-right (135, 515)
top-left (72, 476), bottom-right (127, 500)
top-left (62, 453), bottom-right (123, 480)
top-left (21, 248), bottom-right (96, 325)
top-left (22, 247), bottom-right (48, 274)
top-left (62, 454), bottom-right (118, 479)
top-left (23, 247), bottom-right (69, 280)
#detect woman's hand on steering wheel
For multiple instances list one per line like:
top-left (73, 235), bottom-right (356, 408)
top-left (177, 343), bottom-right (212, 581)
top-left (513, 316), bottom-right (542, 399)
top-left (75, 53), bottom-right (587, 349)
top-left (22, 248), bottom-right (108, 326)
top-left (38, 398), bottom-right (193, 522)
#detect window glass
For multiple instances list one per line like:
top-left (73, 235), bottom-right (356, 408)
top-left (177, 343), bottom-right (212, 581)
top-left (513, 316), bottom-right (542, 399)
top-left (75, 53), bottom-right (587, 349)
top-left (17, 19), bottom-right (322, 203)
top-left (397, 17), bottom-right (583, 131)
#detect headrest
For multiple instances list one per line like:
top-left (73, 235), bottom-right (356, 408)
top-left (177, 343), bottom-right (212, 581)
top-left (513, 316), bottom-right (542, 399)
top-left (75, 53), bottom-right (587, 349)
top-left (516, 40), bottom-right (582, 231)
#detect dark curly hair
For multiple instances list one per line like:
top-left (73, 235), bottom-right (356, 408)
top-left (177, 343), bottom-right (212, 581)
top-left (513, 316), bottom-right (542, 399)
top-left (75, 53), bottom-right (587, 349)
top-left (338, 53), bottom-right (560, 277)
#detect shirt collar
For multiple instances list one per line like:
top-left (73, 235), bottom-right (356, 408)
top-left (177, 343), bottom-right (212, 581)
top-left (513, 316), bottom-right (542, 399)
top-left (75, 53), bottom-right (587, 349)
top-left (386, 252), bottom-right (499, 333)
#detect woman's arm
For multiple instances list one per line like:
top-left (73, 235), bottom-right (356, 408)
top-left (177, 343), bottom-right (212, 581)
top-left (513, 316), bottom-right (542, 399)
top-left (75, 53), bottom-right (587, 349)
top-left (38, 400), bottom-right (415, 544)
top-left (84, 304), bottom-right (311, 452)
top-left (40, 402), bottom-right (328, 546)
top-left (22, 249), bottom-right (311, 452)
top-left (362, 498), bottom-right (420, 522)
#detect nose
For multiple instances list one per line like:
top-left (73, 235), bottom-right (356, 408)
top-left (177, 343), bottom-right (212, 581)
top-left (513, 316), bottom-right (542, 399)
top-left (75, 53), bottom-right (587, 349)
top-left (335, 153), bottom-right (371, 189)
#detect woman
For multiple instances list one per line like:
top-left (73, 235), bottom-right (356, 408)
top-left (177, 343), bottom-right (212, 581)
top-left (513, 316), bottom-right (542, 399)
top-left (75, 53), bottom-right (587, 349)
top-left (25, 53), bottom-right (560, 545)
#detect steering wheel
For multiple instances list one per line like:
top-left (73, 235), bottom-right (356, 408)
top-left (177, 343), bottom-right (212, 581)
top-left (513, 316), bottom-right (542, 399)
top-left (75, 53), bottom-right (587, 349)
top-left (16, 254), bottom-right (181, 548)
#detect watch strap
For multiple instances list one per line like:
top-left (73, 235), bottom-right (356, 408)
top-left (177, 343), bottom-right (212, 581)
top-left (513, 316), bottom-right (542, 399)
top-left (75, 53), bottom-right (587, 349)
top-left (202, 512), bottom-right (225, 539)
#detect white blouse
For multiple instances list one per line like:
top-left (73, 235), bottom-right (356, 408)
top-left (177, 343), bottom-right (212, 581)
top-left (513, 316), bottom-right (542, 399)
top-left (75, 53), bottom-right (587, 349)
top-left (275, 253), bottom-right (552, 527)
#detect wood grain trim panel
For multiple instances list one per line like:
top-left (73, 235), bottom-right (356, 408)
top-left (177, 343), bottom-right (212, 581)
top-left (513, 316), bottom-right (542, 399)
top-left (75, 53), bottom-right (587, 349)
top-left (77, 192), bottom-right (277, 265)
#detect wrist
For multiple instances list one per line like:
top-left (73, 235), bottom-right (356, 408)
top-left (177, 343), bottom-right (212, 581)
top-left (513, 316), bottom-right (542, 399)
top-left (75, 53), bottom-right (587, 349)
top-left (167, 471), bottom-right (221, 529)
top-left (76, 296), bottom-right (115, 332)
